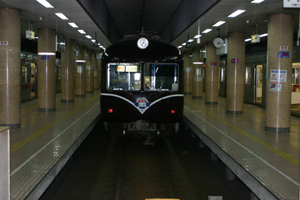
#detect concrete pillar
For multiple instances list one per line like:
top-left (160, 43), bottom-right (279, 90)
top-left (86, 50), bottom-right (94, 93)
top-left (0, 8), bottom-right (21, 128)
top-left (38, 28), bottom-right (56, 112)
top-left (75, 45), bottom-right (86, 97)
top-left (192, 47), bottom-right (204, 98)
top-left (265, 14), bottom-right (293, 133)
top-left (61, 39), bottom-right (75, 102)
top-left (226, 32), bottom-right (245, 114)
top-left (96, 53), bottom-right (102, 91)
top-left (205, 42), bottom-right (219, 104)
top-left (0, 127), bottom-right (9, 200)
top-left (183, 51), bottom-right (192, 94)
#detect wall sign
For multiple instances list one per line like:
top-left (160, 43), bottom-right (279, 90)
top-left (270, 70), bottom-right (287, 82)
top-left (283, 0), bottom-right (300, 8)
top-left (231, 59), bottom-right (239, 63)
top-left (41, 56), bottom-right (49, 60)
top-left (210, 62), bottom-right (217, 66)
top-left (0, 41), bottom-right (8, 46)
top-left (280, 46), bottom-right (288, 50)
top-left (278, 52), bottom-right (289, 58)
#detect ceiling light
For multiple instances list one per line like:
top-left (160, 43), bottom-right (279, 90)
top-left (75, 60), bottom-right (86, 63)
top-left (55, 13), bottom-right (68, 20)
top-left (212, 21), bottom-right (226, 27)
top-left (188, 39), bottom-right (194, 42)
top-left (38, 52), bottom-right (55, 55)
top-left (78, 29), bottom-right (86, 34)
top-left (177, 46), bottom-right (182, 48)
top-left (260, 33), bottom-right (268, 37)
top-left (91, 39), bottom-right (96, 42)
top-left (85, 35), bottom-right (92, 39)
top-left (228, 10), bottom-right (246, 18)
top-left (193, 62), bottom-right (203, 64)
top-left (245, 38), bottom-right (251, 42)
top-left (251, 0), bottom-right (264, 3)
top-left (182, 43), bottom-right (186, 46)
top-left (36, 0), bottom-right (54, 8)
top-left (193, 34), bottom-right (202, 39)
top-left (202, 29), bottom-right (212, 33)
top-left (68, 22), bottom-right (78, 28)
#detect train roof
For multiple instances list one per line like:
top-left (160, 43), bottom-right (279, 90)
top-left (102, 38), bottom-right (182, 63)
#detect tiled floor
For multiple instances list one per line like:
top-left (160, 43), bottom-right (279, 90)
top-left (184, 94), bottom-right (300, 200)
top-left (10, 91), bottom-right (100, 200)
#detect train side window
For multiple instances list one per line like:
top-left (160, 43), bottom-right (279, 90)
top-left (245, 66), bottom-right (251, 85)
top-left (21, 66), bottom-right (28, 83)
top-left (107, 63), bottom-right (141, 91)
top-left (144, 63), bottom-right (179, 92)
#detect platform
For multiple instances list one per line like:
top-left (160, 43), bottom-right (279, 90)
top-left (10, 91), bottom-right (100, 200)
top-left (183, 94), bottom-right (300, 200)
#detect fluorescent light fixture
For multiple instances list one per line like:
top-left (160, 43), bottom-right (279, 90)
top-left (245, 38), bottom-right (251, 42)
top-left (188, 39), bottom-right (194, 42)
top-left (78, 29), bottom-right (86, 34)
top-left (177, 46), bottom-right (182, 48)
top-left (85, 35), bottom-right (92, 39)
top-left (38, 52), bottom-right (55, 55)
top-left (193, 62), bottom-right (203, 64)
top-left (75, 60), bottom-right (86, 63)
top-left (202, 29), bottom-right (212, 33)
top-left (251, 0), bottom-right (264, 3)
top-left (59, 42), bottom-right (65, 45)
top-left (260, 33), bottom-right (268, 37)
top-left (36, 0), bottom-right (54, 8)
top-left (98, 43), bottom-right (101, 46)
top-left (100, 46), bottom-right (104, 48)
top-left (182, 43), bottom-right (186, 46)
top-left (68, 22), bottom-right (78, 28)
top-left (228, 10), bottom-right (246, 18)
top-left (91, 39), bottom-right (96, 43)
top-left (212, 21), bottom-right (226, 27)
top-left (55, 13), bottom-right (68, 20)
top-left (194, 34), bottom-right (202, 39)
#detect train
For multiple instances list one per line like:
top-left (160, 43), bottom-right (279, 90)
top-left (100, 37), bottom-right (184, 143)
top-left (217, 45), bottom-right (300, 115)
top-left (21, 51), bottom-right (61, 102)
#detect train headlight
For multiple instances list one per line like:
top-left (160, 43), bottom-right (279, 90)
top-left (137, 37), bottom-right (149, 49)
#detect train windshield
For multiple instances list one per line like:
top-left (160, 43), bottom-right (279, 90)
top-left (144, 63), bottom-right (179, 92)
top-left (107, 63), bottom-right (141, 91)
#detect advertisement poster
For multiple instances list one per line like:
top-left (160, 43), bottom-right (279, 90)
top-left (270, 82), bottom-right (282, 91)
top-left (270, 70), bottom-right (287, 82)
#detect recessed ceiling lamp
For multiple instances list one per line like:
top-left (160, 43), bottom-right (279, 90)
top-left (177, 46), bottom-right (182, 49)
top-left (68, 22), bottom-right (78, 28)
top-left (91, 39), bottom-right (96, 43)
top-left (260, 33), bottom-right (268, 37)
top-left (193, 34), bottom-right (202, 39)
top-left (212, 21), bottom-right (226, 27)
top-left (182, 42), bottom-right (186, 46)
top-left (78, 29), bottom-right (86, 34)
top-left (36, 0), bottom-right (54, 8)
top-left (55, 13), bottom-right (68, 20)
top-left (202, 29), bottom-right (212, 33)
top-left (228, 10), bottom-right (246, 18)
top-left (188, 39), bottom-right (194, 42)
top-left (85, 35), bottom-right (92, 39)
top-left (251, 0), bottom-right (264, 3)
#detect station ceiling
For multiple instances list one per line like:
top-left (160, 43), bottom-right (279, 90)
top-left (0, 0), bottom-right (299, 52)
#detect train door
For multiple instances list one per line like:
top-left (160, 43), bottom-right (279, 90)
top-left (291, 63), bottom-right (300, 110)
top-left (254, 65), bottom-right (263, 103)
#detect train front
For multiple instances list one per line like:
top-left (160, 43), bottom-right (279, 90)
top-left (100, 37), bottom-right (183, 140)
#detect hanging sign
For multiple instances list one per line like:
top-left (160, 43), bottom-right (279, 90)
top-left (283, 0), bottom-right (300, 8)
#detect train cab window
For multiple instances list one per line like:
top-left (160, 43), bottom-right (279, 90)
top-left (21, 66), bottom-right (28, 83)
top-left (107, 63), bottom-right (141, 91)
top-left (144, 63), bottom-right (179, 92)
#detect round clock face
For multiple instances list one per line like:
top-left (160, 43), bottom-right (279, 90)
top-left (213, 37), bottom-right (224, 48)
top-left (137, 37), bottom-right (149, 49)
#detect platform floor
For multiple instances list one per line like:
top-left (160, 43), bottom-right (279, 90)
top-left (184, 94), bottom-right (300, 200)
top-left (10, 91), bottom-right (100, 200)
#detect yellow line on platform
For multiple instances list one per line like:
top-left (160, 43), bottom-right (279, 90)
top-left (185, 99), bottom-right (300, 167)
top-left (11, 94), bottom-right (100, 153)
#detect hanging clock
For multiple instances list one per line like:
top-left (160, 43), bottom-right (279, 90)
top-left (213, 37), bottom-right (224, 49)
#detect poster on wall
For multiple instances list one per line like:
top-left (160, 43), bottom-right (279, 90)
top-left (270, 70), bottom-right (287, 82)
top-left (270, 82), bottom-right (282, 91)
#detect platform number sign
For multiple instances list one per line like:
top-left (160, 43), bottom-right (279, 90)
top-left (283, 0), bottom-right (300, 8)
